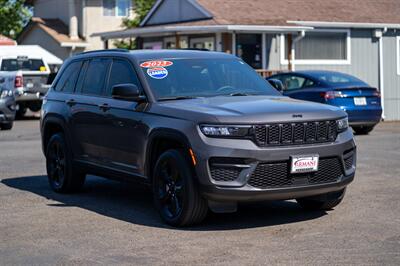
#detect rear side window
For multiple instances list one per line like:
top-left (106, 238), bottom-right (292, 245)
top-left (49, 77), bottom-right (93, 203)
top-left (80, 58), bottom-right (111, 96)
top-left (1, 58), bottom-right (46, 71)
top-left (54, 61), bottom-right (82, 93)
top-left (107, 59), bottom-right (141, 94)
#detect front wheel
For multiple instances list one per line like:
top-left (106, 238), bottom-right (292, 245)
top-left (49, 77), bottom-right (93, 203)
top-left (46, 133), bottom-right (86, 193)
top-left (0, 122), bottom-right (13, 130)
top-left (296, 188), bottom-right (346, 211)
top-left (152, 149), bottom-right (208, 226)
top-left (352, 125), bottom-right (374, 135)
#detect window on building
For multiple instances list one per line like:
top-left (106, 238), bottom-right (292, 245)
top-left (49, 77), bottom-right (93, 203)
top-left (281, 30), bottom-right (350, 64)
top-left (236, 34), bottom-right (263, 69)
top-left (103, 0), bottom-right (131, 17)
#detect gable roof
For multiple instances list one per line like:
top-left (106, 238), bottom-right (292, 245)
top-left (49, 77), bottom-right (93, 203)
top-left (141, 0), bottom-right (400, 27)
top-left (18, 17), bottom-right (87, 46)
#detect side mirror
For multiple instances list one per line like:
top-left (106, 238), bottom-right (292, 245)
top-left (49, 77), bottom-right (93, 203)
top-left (112, 84), bottom-right (145, 101)
top-left (267, 79), bottom-right (285, 93)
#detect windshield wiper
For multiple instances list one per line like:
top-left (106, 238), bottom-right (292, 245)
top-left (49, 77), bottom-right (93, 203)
top-left (158, 96), bottom-right (200, 102)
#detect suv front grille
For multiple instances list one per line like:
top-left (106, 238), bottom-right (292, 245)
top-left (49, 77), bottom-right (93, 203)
top-left (247, 157), bottom-right (343, 189)
top-left (254, 121), bottom-right (337, 146)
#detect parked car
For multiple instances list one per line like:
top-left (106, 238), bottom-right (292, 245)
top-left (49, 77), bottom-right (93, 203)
top-left (0, 55), bottom-right (51, 117)
top-left (0, 75), bottom-right (16, 130)
top-left (267, 71), bottom-right (382, 135)
top-left (41, 50), bottom-right (356, 226)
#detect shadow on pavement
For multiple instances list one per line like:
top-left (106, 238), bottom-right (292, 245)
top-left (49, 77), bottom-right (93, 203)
top-left (2, 175), bottom-right (327, 230)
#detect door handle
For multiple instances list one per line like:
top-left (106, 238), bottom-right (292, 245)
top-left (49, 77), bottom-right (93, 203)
top-left (98, 103), bottom-right (110, 111)
top-left (65, 99), bottom-right (76, 106)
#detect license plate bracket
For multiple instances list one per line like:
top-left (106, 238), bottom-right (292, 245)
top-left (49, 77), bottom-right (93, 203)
top-left (291, 155), bottom-right (319, 174)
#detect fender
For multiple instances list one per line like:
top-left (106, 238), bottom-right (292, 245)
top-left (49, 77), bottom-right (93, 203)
top-left (145, 128), bottom-right (193, 180)
top-left (41, 114), bottom-right (71, 155)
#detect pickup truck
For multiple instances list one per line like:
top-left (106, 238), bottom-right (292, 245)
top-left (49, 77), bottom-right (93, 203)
top-left (0, 55), bottom-right (51, 117)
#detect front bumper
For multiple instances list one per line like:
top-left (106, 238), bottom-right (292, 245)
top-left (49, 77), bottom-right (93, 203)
top-left (191, 128), bottom-right (356, 202)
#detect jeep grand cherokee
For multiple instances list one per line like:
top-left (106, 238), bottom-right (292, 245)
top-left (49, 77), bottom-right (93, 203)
top-left (41, 49), bottom-right (356, 226)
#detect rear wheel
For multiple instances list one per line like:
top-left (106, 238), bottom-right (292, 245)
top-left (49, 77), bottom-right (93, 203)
top-left (28, 101), bottom-right (42, 112)
top-left (46, 133), bottom-right (86, 193)
top-left (296, 188), bottom-right (346, 211)
top-left (0, 122), bottom-right (13, 130)
top-left (352, 125), bottom-right (374, 135)
top-left (16, 105), bottom-right (27, 119)
top-left (152, 149), bottom-right (208, 226)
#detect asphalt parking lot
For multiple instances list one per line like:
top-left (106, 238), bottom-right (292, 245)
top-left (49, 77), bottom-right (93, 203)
top-left (0, 119), bottom-right (399, 265)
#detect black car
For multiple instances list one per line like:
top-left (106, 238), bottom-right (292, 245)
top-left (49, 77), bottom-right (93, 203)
top-left (41, 50), bottom-right (356, 226)
top-left (268, 71), bottom-right (382, 135)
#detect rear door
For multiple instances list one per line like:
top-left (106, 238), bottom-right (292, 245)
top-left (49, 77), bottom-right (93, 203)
top-left (70, 57), bottom-right (112, 164)
top-left (99, 58), bottom-right (145, 175)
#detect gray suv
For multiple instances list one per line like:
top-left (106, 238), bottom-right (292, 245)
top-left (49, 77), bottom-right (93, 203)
top-left (41, 50), bottom-right (356, 226)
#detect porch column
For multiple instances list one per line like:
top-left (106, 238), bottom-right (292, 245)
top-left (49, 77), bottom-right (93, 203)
top-left (175, 34), bottom-right (181, 49)
top-left (216, 32), bottom-right (222, 51)
top-left (262, 33), bottom-right (267, 70)
top-left (232, 32), bottom-right (236, 55)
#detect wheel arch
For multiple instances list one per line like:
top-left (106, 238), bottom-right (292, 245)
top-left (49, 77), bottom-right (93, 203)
top-left (41, 114), bottom-right (69, 155)
top-left (145, 128), bottom-right (193, 182)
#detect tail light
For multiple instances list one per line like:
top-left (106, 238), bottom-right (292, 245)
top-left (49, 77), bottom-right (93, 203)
top-left (373, 88), bottom-right (381, 98)
top-left (320, 91), bottom-right (343, 100)
top-left (15, 75), bottom-right (23, 88)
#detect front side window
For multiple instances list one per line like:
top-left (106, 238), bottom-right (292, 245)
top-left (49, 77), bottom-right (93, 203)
top-left (107, 59), bottom-right (141, 94)
top-left (54, 61), bottom-right (82, 93)
top-left (282, 31), bottom-right (350, 64)
top-left (103, 0), bottom-right (131, 16)
top-left (1, 58), bottom-right (46, 71)
top-left (140, 58), bottom-right (280, 100)
top-left (80, 58), bottom-right (111, 96)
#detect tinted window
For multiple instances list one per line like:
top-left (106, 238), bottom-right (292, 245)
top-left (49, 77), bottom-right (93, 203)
top-left (140, 58), bottom-right (280, 99)
top-left (107, 59), bottom-right (141, 94)
top-left (314, 72), bottom-right (367, 86)
top-left (81, 58), bottom-right (111, 95)
top-left (54, 61), bottom-right (82, 93)
top-left (1, 58), bottom-right (46, 71)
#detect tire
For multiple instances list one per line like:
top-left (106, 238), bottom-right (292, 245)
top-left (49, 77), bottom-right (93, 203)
top-left (28, 101), bottom-right (42, 112)
top-left (0, 122), bottom-right (13, 130)
top-left (16, 105), bottom-right (27, 119)
top-left (46, 133), bottom-right (86, 193)
top-left (152, 149), bottom-right (208, 226)
top-left (352, 126), bottom-right (374, 135)
top-left (296, 188), bottom-right (346, 211)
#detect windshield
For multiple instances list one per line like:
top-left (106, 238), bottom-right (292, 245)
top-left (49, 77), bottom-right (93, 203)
top-left (1, 58), bottom-right (46, 71)
top-left (140, 58), bottom-right (280, 100)
top-left (314, 72), bottom-right (367, 86)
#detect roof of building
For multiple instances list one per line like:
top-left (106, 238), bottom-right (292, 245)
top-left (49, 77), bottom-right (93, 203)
top-left (142, 0), bottom-right (400, 27)
top-left (0, 34), bottom-right (17, 46)
top-left (18, 17), bottom-right (87, 46)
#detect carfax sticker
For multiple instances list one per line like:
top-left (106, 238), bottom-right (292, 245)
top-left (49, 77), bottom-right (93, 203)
top-left (147, 67), bottom-right (168, 79)
top-left (140, 60), bottom-right (173, 68)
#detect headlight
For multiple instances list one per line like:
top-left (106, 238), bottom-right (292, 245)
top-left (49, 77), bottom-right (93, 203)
top-left (0, 90), bottom-right (13, 99)
top-left (337, 117), bottom-right (349, 132)
top-left (200, 125), bottom-right (252, 138)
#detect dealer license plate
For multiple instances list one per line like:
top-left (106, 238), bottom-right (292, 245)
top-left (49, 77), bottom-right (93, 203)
top-left (291, 155), bottom-right (319, 174)
top-left (354, 97), bottom-right (367, 106)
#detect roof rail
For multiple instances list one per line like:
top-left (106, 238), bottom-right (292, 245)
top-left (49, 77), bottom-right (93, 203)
top-left (78, 49), bottom-right (129, 55)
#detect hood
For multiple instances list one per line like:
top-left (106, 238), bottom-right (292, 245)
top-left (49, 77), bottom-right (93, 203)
top-left (150, 95), bottom-right (347, 124)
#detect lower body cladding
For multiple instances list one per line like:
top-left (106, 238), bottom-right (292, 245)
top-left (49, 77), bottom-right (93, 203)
top-left (193, 129), bottom-right (356, 212)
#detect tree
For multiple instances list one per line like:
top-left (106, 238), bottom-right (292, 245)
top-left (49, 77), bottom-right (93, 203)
top-left (114, 0), bottom-right (156, 49)
top-left (0, 0), bottom-right (32, 38)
